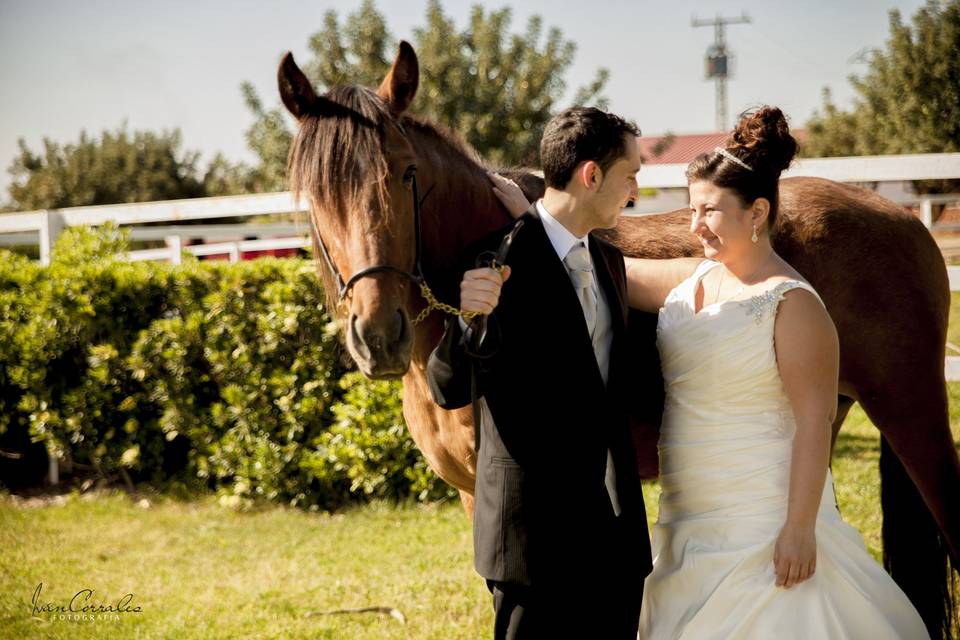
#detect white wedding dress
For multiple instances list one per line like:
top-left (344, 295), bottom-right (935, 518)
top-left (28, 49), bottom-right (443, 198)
top-left (637, 260), bottom-right (928, 639)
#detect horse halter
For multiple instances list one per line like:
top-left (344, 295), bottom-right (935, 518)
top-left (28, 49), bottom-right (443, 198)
top-left (309, 161), bottom-right (427, 301)
top-left (308, 121), bottom-right (504, 326)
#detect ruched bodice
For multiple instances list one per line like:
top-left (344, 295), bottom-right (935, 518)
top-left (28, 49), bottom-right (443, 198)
top-left (638, 260), bottom-right (928, 640)
top-left (657, 262), bottom-right (804, 422)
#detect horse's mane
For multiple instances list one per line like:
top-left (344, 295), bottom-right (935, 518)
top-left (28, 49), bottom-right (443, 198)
top-left (397, 114), bottom-right (526, 284)
top-left (288, 83), bottom-right (497, 224)
top-left (287, 85), bottom-right (393, 229)
top-left (399, 116), bottom-right (486, 171)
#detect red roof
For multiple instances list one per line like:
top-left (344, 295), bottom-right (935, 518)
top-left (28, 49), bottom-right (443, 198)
top-left (637, 133), bottom-right (728, 164)
top-left (638, 130), bottom-right (806, 165)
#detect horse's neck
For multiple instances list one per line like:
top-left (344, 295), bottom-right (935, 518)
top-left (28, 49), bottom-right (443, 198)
top-left (405, 125), bottom-right (511, 368)
top-left (408, 127), bottom-right (511, 269)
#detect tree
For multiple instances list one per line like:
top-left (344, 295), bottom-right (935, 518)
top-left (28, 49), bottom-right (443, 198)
top-left (414, 1), bottom-right (608, 167)
top-left (805, 0), bottom-right (960, 173)
top-left (5, 126), bottom-right (250, 211)
top-left (241, 0), bottom-right (608, 191)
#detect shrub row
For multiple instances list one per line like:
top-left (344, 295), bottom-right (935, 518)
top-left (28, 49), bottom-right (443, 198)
top-left (0, 226), bottom-right (456, 508)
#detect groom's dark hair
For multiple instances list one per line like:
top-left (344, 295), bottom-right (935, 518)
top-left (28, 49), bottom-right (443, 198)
top-left (540, 107), bottom-right (640, 189)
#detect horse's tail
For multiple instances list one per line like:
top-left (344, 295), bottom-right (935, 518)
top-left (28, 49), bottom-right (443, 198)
top-left (880, 437), bottom-right (958, 639)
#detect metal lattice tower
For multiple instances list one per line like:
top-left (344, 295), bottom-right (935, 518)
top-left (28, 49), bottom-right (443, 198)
top-left (692, 13), bottom-right (751, 131)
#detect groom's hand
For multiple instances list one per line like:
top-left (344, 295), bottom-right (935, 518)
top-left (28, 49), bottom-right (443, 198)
top-left (460, 266), bottom-right (511, 316)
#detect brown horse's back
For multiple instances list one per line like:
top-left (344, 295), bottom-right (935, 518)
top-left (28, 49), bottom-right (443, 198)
top-left (776, 177), bottom-right (949, 359)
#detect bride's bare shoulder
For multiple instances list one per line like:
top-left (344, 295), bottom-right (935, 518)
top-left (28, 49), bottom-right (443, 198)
top-left (765, 258), bottom-right (812, 288)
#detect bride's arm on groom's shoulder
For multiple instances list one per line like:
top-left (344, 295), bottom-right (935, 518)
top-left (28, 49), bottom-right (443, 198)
top-left (772, 289), bottom-right (840, 589)
top-left (623, 257), bottom-right (702, 313)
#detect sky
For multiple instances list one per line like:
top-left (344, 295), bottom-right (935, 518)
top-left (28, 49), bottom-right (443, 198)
top-left (0, 0), bottom-right (929, 199)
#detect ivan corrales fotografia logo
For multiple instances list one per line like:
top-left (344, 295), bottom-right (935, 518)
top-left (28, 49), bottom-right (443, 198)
top-left (30, 582), bottom-right (143, 623)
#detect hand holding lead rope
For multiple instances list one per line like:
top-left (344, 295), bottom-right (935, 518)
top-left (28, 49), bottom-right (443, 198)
top-left (412, 220), bottom-right (523, 328)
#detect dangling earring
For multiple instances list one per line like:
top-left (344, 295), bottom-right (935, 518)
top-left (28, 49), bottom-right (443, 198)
top-left (751, 224), bottom-right (759, 243)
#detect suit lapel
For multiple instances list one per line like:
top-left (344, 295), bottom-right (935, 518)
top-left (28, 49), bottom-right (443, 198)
top-left (515, 209), bottom-right (591, 339)
top-left (588, 236), bottom-right (626, 340)
top-left (510, 210), bottom-right (604, 389)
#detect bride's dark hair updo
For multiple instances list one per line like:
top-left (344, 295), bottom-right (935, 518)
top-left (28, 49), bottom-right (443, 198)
top-left (686, 106), bottom-right (798, 230)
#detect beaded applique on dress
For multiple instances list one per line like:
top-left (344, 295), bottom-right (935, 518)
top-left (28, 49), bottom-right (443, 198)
top-left (738, 280), bottom-right (803, 325)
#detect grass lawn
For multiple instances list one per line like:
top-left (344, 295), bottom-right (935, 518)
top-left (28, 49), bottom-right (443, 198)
top-left (0, 497), bottom-right (490, 639)
top-left (2, 397), bottom-right (959, 638)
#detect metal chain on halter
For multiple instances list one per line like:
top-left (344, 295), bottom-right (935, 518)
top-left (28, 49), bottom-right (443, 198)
top-left (412, 281), bottom-right (478, 326)
top-left (412, 218), bottom-right (523, 325)
top-left (410, 266), bottom-right (508, 327)
top-left (333, 275), bottom-right (486, 326)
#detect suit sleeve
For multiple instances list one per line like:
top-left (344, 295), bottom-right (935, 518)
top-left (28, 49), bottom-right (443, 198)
top-left (427, 315), bottom-right (472, 409)
top-left (426, 234), bottom-right (507, 410)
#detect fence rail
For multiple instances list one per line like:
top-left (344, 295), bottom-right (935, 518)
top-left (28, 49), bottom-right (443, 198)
top-left (635, 152), bottom-right (960, 188)
top-left (1, 192), bottom-right (309, 265)
top-left (125, 236), bottom-right (310, 264)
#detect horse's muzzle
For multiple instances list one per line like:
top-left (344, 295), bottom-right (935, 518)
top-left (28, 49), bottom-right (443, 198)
top-left (348, 309), bottom-right (413, 379)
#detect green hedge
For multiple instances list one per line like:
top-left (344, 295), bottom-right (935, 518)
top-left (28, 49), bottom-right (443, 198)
top-left (0, 225), bottom-right (456, 508)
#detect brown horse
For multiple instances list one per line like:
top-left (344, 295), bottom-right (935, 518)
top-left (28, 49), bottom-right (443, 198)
top-left (279, 41), bottom-right (959, 637)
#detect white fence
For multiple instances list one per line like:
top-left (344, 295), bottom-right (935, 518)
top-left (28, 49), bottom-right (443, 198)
top-left (632, 152), bottom-right (960, 216)
top-left (635, 152), bottom-right (960, 188)
top-left (126, 235), bottom-right (311, 264)
top-left (0, 192), bottom-right (311, 266)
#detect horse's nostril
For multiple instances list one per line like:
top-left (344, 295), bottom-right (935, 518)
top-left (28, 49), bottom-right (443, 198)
top-left (392, 309), bottom-right (405, 342)
top-left (350, 314), bottom-right (372, 360)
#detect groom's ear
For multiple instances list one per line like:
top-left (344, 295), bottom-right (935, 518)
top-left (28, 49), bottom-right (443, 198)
top-left (578, 161), bottom-right (602, 191)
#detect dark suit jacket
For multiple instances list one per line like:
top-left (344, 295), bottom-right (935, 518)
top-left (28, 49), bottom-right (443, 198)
top-left (427, 206), bottom-right (653, 589)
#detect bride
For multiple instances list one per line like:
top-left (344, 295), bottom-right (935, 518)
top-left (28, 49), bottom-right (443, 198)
top-left (490, 106), bottom-right (928, 638)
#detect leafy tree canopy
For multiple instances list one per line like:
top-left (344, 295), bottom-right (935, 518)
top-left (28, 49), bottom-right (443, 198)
top-left (805, 0), bottom-right (959, 161)
top-left (6, 125), bottom-right (252, 211)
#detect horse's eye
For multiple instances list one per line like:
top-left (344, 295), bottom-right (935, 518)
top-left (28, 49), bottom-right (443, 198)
top-left (402, 165), bottom-right (417, 184)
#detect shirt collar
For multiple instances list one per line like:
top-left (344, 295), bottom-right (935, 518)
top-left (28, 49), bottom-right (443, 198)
top-left (536, 200), bottom-right (590, 261)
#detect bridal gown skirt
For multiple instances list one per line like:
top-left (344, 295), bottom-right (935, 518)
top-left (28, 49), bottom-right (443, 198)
top-left (637, 261), bottom-right (928, 639)
top-left (637, 441), bottom-right (929, 639)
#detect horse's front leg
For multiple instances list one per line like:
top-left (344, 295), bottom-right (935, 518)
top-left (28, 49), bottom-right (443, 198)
top-left (458, 490), bottom-right (475, 520)
top-left (401, 365), bottom-right (478, 505)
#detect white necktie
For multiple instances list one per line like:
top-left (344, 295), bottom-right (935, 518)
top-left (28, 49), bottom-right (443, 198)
top-left (564, 243), bottom-right (597, 337)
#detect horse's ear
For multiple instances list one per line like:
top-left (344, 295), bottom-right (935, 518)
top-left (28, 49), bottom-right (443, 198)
top-left (278, 52), bottom-right (318, 120)
top-left (377, 41), bottom-right (419, 115)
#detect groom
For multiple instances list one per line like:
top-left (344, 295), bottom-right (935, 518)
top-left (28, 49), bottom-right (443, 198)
top-left (427, 107), bottom-right (651, 639)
